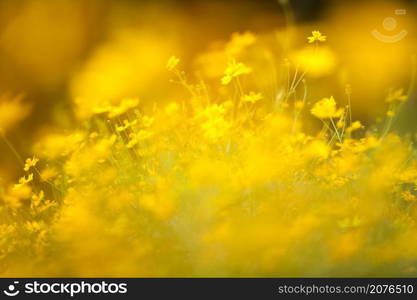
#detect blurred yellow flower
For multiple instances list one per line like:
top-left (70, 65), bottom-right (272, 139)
top-left (0, 95), bottom-right (31, 133)
top-left (24, 157), bottom-right (39, 172)
top-left (241, 92), bottom-right (263, 104)
top-left (39, 167), bottom-right (58, 182)
top-left (386, 88), bottom-right (408, 103)
top-left (116, 119), bottom-right (137, 132)
top-left (221, 59), bottom-right (252, 85)
top-left (311, 96), bottom-right (344, 119)
top-left (307, 30), bottom-right (327, 43)
top-left (225, 32), bottom-right (256, 55)
top-left (70, 31), bottom-right (177, 119)
top-left (346, 121), bottom-right (364, 133)
top-left (18, 173), bottom-right (34, 185)
top-left (166, 56), bottom-right (180, 71)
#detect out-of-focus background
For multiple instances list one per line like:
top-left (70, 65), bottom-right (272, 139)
top-left (0, 0), bottom-right (416, 181)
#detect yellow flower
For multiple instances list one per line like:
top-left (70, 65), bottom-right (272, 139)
top-left (116, 119), bottom-right (137, 132)
top-left (201, 117), bottom-right (230, 141)
top-left (307, 30), bottom-right (327, 43)
top-left (241, 92), bottom-right (263, 104)
top-left (306, 140), bottom-right (330, 159)
top-left (10, 183), bottom-right (32, 201)
top-left (198, 104), bottom-right (227, 119)
top-left (386, 88), bottom-right (407, 103)
top-left (35, 131), bottom-right (85, 159)
top-left (225, 32), bottom-right (256, 55)
top-left (166, 56), bottom-right (180, 71)
top-left (0, 94), bottom-right (31, 133)
top-left (31, 190), bottom-right (44, 206)
top-left (346, 121), bottom-right (364, 133)
top-left (221, 59), bottom-right (252, 85)
top-left (127, 130), bottom-right (152, 149)
top-left (311, 96), bottom-right (344, 119)
top-left (24, 157), bottom-right (39, 172)
top-left (19, 173), bottom-right (34, 185)
top-left (198, 104), bottom-right (230, 141)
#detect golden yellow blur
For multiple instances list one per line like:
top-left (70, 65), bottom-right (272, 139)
top-left (0, 0), bottom-right (417, 277)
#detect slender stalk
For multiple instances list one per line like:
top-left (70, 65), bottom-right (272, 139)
top-left (0, 131), bottom-right (24, 166)
top-left (330, 117), bottom-right (342, 143)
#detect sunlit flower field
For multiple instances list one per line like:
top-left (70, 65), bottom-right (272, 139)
top-left (0, 0), bottom-right (417, 277)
